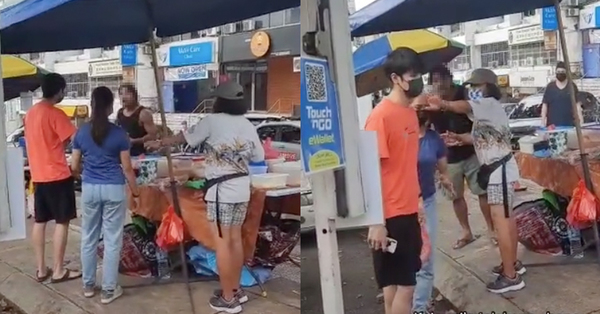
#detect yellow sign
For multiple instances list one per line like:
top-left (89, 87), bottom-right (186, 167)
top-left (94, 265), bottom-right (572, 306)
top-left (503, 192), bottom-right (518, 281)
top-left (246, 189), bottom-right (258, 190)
top-left (308, 150), bottom-right (341, 172)
top-left (250, 31), bottom-right (271, 58)
top-left (497, 75), bottom-right (509, 87)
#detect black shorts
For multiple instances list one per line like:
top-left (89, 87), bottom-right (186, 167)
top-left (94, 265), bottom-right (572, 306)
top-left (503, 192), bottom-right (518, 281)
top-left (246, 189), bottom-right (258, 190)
top-left (372, 213), bottom-right (422, 288)
top-left (34, 177), bottom-right (77, 224)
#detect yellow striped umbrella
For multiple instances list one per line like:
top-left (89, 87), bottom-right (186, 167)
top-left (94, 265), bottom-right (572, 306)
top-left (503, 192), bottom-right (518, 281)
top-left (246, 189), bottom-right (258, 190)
top-left (1, 55), bottom-right (48, 101)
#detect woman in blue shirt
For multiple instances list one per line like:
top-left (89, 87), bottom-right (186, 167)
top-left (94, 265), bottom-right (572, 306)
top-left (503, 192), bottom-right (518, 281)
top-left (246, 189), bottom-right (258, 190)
top-left (413, 110), bottom-right (452, 313)
top-left (71, 87), bottom-right (140, 304)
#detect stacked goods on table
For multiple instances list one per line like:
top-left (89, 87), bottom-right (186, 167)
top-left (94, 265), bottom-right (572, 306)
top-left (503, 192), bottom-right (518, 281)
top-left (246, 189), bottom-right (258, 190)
top-left (519, 125), bottom-right (600, 159)
top-left (250, 158), bottom-right (303, 189)
top-left (132, 154), bottom-right (206, 188)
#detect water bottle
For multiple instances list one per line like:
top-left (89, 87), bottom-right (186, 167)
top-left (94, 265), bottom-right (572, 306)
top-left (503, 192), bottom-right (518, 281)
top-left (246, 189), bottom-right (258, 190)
top-left (568, 226), bottom-right (584, 259)
top-left (156, 248), bottom-right (171, 279)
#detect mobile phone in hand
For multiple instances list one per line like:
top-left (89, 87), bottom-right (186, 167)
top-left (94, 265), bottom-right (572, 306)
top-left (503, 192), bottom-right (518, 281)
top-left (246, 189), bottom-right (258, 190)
top-left (386, 238), bottom-right (397, 254)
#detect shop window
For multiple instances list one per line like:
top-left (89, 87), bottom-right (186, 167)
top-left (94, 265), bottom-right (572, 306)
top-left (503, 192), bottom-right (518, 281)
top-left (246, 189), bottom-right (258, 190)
top-left (280, 125), bottom-right (300, 144)
top-left (64, 73), bottom-right (90, 98)
top-left (447, 48), bottom-right (471, 71)
top-left (285, 7), bottom-right (300, 25)
top-left (480, 42), bottom-right (510, 68)
top-left (509, 42), bottom-right (557, 67)
top-left (270, 11), bottom-right (285, 27)
top-left (522, 9), bottom-right (536, 17)
top-left (253, 14), bottom-right (270, 29)
top-left (90, 76), bottom-right (123, 97)
top-left (450, 23), bottom-right (461, 33)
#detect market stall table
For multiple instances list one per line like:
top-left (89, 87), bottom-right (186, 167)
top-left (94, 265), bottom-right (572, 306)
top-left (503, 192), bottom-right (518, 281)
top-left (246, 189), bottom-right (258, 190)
top-left (515, 152), bottom-right (600, 199)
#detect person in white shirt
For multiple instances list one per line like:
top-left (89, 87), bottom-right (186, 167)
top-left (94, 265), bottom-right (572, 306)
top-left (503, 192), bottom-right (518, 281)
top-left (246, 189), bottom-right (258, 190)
top-left (146, 81), bottom-right (264, 314)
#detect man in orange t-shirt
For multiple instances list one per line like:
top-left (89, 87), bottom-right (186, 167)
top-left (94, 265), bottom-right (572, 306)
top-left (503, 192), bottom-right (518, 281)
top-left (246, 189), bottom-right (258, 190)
top-left (25, 73), bottom-right (81, 283)
top-left (365, 48), bottom-right (425, 314)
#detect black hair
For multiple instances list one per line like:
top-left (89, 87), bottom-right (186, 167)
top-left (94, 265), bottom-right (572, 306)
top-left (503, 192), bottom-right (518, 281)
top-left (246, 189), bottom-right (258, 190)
top-left (428, 65), bottom-right (452, 84)
top-left (416, 110), bottom-right (431, 127)
top-left (383, 47), bottom-right (424, 81)
top-left (483, 83), bottom-right (503, 101)
top-left (212, 97), bottom-right (248, 115)
top-left (119, 84), bottom-right (139, 103)
top-left (90, 86), bottom-right (114, 146)
top-left (41, 73), bottom-right (66, 99)
top-left (556, 61), bottom-right (566, 70)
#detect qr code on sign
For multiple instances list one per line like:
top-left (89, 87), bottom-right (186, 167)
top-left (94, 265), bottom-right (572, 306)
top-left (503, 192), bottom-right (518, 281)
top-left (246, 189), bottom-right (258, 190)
top-left (304, 62), bottom-right (328, 102)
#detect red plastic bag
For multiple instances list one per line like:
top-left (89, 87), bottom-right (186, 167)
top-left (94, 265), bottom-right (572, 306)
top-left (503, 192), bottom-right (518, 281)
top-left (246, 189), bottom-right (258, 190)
top-left (263, 137), bottom-right (280, 160)
top-left (156, 206), bottom-right (184, 250)
top-left (567, 180), bottom-right (598, 228)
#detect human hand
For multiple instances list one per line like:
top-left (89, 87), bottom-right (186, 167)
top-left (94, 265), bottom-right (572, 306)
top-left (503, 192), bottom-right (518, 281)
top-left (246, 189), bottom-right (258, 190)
top-left (367, 225), bottom-right (388, 251)
top-left (423, 95), bottom-right (443, 111)
top-left (144, 140), bottom-right (161, 151)
top-left (442, 132), bottom-right (461, 146)
top-left (439, 174), bottom-right (455, 197)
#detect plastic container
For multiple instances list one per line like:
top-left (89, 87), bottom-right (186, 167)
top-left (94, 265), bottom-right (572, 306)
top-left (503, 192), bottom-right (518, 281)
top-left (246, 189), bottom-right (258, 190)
top-left (136, 157), bottom-right (159, 185)
top-left (518, 135), bottom-right (543, 154)
top-left (251, 173), bottom-right (289, 189)
top-left (271, 161), bottom-right (302, 186)
top-left (568, 227), bottom-right (584, 259)
top-left (249, 165), bottom-right (268, 175)
top-left (156, 248), bottom-right (171, 279)
top-left (266, 158), bottom-right (286, 171)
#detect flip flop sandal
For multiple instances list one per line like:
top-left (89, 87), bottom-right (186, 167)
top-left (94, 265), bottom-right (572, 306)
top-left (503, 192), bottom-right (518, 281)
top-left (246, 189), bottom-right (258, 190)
top-left (50, 269), bottom-right (82, 284)
top-left (35, 267), bottom-right (52, 282)
top-left (490, 236), bottom-right (499, 246)
top-left (452, 235), bottom-right (480, 250)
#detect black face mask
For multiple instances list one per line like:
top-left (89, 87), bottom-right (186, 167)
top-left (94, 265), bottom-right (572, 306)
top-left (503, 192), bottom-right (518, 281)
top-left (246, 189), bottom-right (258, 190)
top-left (402, 78), bottom-right (424, 98)
top-left (556, 73), bottom-right (567, 82)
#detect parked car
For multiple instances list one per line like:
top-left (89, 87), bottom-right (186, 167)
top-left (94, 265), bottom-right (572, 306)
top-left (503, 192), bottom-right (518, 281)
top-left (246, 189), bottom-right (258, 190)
top-left (256, 120), bottom-right (301, 161)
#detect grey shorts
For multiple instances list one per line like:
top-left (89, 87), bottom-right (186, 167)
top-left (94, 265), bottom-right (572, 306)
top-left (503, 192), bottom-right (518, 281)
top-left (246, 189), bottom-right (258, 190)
top-left (445, 154), bottom-right (486, 200)
top-left (487, 183), bottom-right (515, 209)
top-left (206, 202), bottom-right (249, 226)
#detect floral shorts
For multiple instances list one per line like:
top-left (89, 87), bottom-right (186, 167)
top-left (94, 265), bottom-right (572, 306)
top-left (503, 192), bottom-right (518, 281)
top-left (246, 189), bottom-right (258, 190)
top-left (206, 202), bottom-right (249, 226)
top-left (487, 183), bottom-right (516, 208)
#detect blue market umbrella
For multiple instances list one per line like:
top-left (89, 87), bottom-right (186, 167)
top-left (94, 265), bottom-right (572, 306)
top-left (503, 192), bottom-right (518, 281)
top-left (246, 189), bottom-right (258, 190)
top-left (353, 30), bottom-right (464, 97)
top-left (349, 0), bottom-right (558, 38)
top-left (0, 0), bottom-right (299, 54)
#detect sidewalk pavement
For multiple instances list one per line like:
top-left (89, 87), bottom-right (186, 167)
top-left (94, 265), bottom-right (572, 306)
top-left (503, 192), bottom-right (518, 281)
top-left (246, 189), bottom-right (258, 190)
top-left (435, 180), bottom-right (600, 313)
top-left (0, 222), bottom-right (300, 314)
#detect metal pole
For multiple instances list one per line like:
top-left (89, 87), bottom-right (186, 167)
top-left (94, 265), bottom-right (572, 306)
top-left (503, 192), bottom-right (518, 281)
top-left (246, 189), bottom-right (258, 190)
top-left (0, 29), bottom-right (13, 233)
top-left (147, 29), bottom-right (197, 313)
top-left (554, 0), bottom-right (600, 264)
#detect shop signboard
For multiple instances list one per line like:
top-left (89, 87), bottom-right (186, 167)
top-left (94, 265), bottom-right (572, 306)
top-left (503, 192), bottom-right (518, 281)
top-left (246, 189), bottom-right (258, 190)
top-left (88, 59), bottom-right (122, 78)
top-left (541, 7), bottom-right (558, 31)
top-left (580, 6), bottom-right (600, 30)
top-left (300, 56), bottom-right (345, 173)
top-left (509, 70), bottom-right (551, 87)
top-left (164, 64), bottom-right (208, 81)
top-left (169, 42), bottom-right (214, 67)
top-left (508, 25), bottom-right (544, 46)
top-left (120, 44), bottom-right (137, 66)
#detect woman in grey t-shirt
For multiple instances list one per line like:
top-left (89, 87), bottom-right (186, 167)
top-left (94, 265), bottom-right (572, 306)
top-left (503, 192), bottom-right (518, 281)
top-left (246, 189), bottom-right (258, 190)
top-left (420, 68), bottom-right (524, 295)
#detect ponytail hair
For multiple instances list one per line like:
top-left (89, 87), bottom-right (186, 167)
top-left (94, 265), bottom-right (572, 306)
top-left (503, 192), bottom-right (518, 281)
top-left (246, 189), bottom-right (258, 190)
top-left (90, 86), bottom-right (114, 146)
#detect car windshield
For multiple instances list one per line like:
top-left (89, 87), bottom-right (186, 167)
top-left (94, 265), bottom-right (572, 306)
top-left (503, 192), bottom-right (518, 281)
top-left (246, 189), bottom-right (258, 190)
top-left (503, 103), bottom-right (517, 116)
top-left (510, 103), bottom-right (542, 119)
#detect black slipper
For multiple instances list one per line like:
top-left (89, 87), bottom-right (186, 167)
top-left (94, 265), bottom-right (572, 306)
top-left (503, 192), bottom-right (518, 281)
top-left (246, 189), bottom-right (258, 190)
top-left (36, 267), bottom-right (52, 282)
top-left (50, 269), bottom-right (82, 284)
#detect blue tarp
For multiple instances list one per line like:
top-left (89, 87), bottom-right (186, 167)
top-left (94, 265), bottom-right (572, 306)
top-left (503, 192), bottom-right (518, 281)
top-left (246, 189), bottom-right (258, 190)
top-left (0, 0), bottom-right (300, 54)
top-left (350, 0), bottom-right (558, 38)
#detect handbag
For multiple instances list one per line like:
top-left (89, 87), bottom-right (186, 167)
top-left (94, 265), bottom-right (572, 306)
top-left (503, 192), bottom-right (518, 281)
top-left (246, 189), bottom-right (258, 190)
top-left (476, 153), bottom-right (513, 190)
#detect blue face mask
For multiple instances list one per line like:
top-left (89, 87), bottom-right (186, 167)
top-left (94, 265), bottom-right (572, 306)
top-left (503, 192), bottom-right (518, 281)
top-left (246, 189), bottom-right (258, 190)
top-left (468, 88), bottom-right (484, 100)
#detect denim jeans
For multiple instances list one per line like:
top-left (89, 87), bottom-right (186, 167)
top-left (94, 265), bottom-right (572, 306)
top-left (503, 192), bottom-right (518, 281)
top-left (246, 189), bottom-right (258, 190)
top-left (80, 183), bottom-right (126, 291)
top-left (413, 194), bottom-right (437, 312)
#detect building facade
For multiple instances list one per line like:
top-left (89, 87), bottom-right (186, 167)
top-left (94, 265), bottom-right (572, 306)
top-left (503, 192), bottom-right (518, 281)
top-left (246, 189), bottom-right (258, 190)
top-left (436, 1), bottom-right (600, 97)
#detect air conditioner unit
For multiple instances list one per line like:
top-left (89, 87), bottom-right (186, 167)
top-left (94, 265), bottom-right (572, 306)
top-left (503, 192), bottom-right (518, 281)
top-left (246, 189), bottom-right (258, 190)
top-left (490, 61), bottom-right (499, 68)
top-left (566, 8), bottom-right (579, 17)
top-left (223, 24), bottom-right (236, 34)
top-left (243, 20), bottom-right (256, 31)
top-left (512, 60), bottom-right (520, 67)
top-left (206, 27), bottom-right (219, 36)
top-left (566, 0), bottom-right (579, 6)
top-left (525, 58), bottom-right (534, 66)
top-left (293, 57), bottom-right (301, 72)
top-left (142, 44), bottom-right (153, 55)
top-left (67, 91), bottom-right (78, 98)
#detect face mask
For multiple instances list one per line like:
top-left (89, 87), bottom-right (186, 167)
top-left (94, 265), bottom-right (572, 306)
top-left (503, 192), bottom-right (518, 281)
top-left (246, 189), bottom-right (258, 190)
top-left (556, 73), bottom-right (567, 82)
top-left (468, 88), bottom-right (484, 100)
top-left (402, 77), bottom-right (424, 98)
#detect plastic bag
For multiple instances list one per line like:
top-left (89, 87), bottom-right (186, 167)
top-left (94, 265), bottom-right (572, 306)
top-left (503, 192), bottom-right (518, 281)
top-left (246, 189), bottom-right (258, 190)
top-left (566, 180), bottom-right (598, 229)
top-left (263, 138), bottom-right (279, 160)
top-left (156, 206), bottom-right (184, 250)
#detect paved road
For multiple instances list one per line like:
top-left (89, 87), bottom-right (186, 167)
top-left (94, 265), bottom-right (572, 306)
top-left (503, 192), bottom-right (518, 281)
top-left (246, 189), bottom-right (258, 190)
top-left (301, 229), bottom-right (455, 314)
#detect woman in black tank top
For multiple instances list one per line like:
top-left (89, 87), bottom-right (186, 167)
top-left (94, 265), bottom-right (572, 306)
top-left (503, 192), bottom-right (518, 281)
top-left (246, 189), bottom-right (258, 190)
top-left (116, 106), bottom-right (147, 156)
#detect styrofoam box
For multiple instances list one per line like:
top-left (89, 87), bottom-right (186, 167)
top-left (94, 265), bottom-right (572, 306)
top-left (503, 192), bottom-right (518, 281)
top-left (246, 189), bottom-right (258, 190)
top-left (271, 161), bottom-right (302, 186)
top-left (518, 135), bottom-right (543, 154)
top-left (251, 173), bottom-right (289, 189)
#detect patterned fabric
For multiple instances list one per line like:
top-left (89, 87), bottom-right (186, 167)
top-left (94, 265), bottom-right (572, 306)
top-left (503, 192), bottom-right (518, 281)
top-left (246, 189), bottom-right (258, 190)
top-left (97, 224), bottom-right (158, 277)
top-left (514, 199), bottom-right (569, 255)
top-left (206, 201), bottom-right (249, 226)
top-left (487, 183), bottom-right (515, 206)
top-left (249, 222), bottom-right (300, 268)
